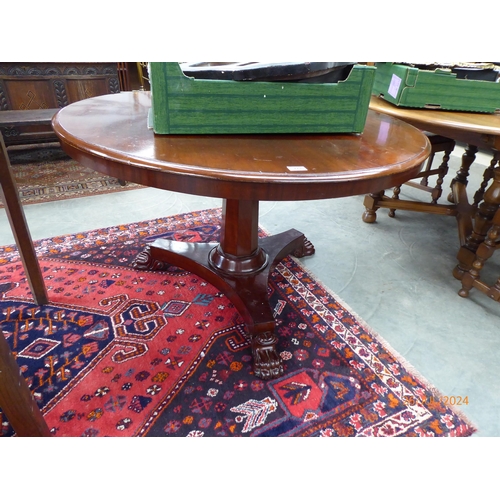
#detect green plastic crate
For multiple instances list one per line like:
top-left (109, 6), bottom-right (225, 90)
top-left (148, 62), bottom-right (376, 134)
top-left (373, 62), bottom-right (500, 113)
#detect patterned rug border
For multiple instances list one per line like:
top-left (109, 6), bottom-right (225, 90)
top-left (281, 250), bottom-right (479, 434)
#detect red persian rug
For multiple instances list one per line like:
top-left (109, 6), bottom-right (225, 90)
top-left (0, 208), bottom-right (476, 437)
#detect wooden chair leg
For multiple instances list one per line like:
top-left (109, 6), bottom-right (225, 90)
top-left (362, 134), bottom-right (456, 222)
top-left (388, 185), bottom-right (401, 218)
top-left (430, 146), bottom-right (452, 203)
top-left (386, 135), bottom-right (455, 218)
top-left (473, 155), bottom-right (499, 208)
top-left (0, 134), bottom-right (48, 305)
top-left (0, 327), bottom-right (51, 436)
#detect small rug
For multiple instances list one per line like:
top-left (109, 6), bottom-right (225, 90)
top-left (1, 146), bottom-right (143, 207)
top-left (0, 209), bottom-right (476, 437)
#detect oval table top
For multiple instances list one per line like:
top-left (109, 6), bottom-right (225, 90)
top-left (52, 91), bottom-right (431, 201)
top-left (370, 95), bottom-right (500, 150)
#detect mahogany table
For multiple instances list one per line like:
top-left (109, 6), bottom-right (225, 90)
top-left (369, 96), bottom-right (500, 298)
top-left (52, 91), bottom-right (430, 379)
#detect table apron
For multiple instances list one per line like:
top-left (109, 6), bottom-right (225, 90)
top-left (60, 142), bottom-right (426, 202)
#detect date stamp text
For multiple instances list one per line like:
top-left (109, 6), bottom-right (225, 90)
top-left (403, 395), bottom-right (469, 406)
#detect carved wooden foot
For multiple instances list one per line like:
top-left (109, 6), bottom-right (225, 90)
top-left (132, 245), bottom-right (171, 271)
top-left (362, 207), bottom-right (379, 223)
top-left (252, 330), bottom-right (283, 380)
top-left (292, 237), bottom-right (315, 258)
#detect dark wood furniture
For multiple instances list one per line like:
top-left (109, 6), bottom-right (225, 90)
top-left (117, 62), bottom-right (150, 92)
top-left (0, 134), bottom-right (48, 305)
top-left (0, 325), bottom-right (50, 436)
top-left (367, 95), bottom-right (500, 302)
top-left (0, 133), bottom-right (50, 436)
top-left (52, 91), bottom-right (430, 379)
top-left (0, 108), bottom-right (58, 146)
top-left (0, 62), bottom-right (120, 147)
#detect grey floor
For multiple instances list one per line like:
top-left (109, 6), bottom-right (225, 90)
top-left (1, 144), bottom-right (498, 437)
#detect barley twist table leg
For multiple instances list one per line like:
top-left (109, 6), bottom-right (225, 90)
top-left (455, 151), bottom-right (500, 281)
top-left (459, 218), bottom-right (500, 298)
top-left (448, 144), bottom-right (477, 203)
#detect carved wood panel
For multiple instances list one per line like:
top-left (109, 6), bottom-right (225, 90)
top-left (0, 62), bottom-right (120, 111)
top-left (0, 63), bottom-right (120, 146)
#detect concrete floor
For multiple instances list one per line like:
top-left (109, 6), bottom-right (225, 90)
top-left (1, 144), bottom-right (498, 436)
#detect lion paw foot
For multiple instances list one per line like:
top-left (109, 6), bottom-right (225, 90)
top-left (252, 332), bottom-right (283, 380)
top-left (293, 237), bottom-right (315, 258)
top-left (132, 246), bottom-right (169, 271)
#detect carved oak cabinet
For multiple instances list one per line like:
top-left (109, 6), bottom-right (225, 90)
top-left (0, 62), bottom-right (120, 146)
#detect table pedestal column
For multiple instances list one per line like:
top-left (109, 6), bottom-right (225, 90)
top-left (132, 199), bottom-right (315, 380)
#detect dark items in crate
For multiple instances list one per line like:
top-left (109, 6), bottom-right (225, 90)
top-left (179, 62), bottom-right (356, 84)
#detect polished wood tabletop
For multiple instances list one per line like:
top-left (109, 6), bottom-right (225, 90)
top-left (53, 91), bottom-right (430, 201)
top-left (370, 95), bottom-right (500, 150)
top-left (52, 91), bottom-right (431, 380)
